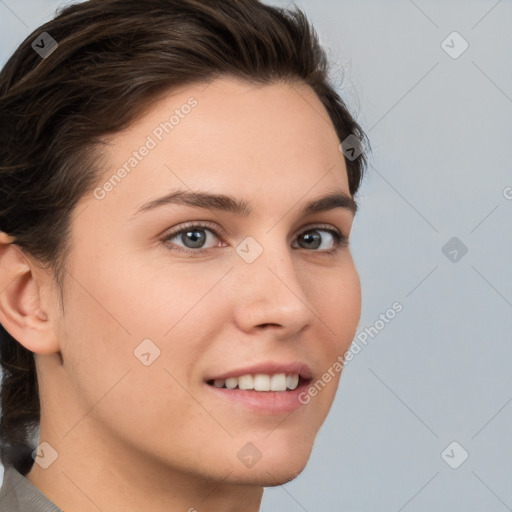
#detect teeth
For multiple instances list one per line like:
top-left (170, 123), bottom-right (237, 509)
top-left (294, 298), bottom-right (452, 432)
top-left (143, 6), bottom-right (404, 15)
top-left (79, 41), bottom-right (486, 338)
top-left (286, 374), bottom-right (299, 390)
top-left (253, 374), bottom-right (270, 391)
top-left (210, 373), bottom-right (301, 391)
top-left (225, 377), bottom-right (238, 389)
top-left (238, 374), bottom-right (254, 390)
top-left (270, 373), bottom-right (287, 391)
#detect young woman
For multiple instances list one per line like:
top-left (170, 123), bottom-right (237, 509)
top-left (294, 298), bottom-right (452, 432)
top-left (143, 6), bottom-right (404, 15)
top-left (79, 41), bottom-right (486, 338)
top-left (0, 0), bottom-right (369, 510)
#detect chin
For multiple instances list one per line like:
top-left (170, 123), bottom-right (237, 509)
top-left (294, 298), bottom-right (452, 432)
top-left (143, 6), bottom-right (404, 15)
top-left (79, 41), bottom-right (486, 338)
top-left (261, 459), bottom-right (309, 487)
top-left (226, 460), bottom-right (309, 487)
top-left (226, 443), bottom-right (313, 487)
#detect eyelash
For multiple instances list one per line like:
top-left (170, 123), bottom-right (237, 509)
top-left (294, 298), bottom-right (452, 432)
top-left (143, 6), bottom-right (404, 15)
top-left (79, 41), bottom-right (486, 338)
top-left (162, 221), bottom-right (349, 256)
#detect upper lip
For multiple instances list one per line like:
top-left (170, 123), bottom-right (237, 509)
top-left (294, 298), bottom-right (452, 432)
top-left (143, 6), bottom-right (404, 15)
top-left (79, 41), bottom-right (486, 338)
top-left (206, 361), bottom-right (313, 382)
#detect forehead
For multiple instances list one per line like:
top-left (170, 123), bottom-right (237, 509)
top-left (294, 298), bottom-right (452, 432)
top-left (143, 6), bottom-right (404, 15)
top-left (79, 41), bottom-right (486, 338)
top-left (81, 76), bottom-right (350, 219)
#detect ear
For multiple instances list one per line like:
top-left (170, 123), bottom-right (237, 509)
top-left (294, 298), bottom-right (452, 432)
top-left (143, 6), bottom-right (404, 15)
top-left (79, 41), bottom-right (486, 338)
top-left (0, 232), bottom-right (60, 355)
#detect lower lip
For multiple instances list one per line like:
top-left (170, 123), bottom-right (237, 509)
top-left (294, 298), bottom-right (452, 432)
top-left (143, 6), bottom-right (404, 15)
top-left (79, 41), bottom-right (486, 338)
top-left (204, 380), bottom-right (311, 415)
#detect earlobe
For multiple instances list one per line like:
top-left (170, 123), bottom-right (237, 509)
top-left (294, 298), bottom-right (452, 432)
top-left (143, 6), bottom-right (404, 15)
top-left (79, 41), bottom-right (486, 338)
top-left (0, 233), bottom-right (60, 355)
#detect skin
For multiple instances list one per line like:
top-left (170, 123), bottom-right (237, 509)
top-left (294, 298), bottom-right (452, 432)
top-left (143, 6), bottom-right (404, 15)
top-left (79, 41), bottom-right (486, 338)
top-left (0, 76), bottom-right (361, 512)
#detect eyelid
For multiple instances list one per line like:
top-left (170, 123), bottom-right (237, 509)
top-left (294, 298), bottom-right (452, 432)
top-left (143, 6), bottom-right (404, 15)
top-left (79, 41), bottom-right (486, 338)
top-left (163, 220), bottom-right (227, 242)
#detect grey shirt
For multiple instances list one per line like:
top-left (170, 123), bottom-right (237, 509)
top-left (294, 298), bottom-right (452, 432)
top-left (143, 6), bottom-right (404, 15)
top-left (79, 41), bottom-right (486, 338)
top-left (0, 465), bottom-right (62, 511)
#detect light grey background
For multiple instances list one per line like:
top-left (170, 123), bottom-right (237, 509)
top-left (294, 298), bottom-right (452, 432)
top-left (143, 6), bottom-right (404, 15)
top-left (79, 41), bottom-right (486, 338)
top-left (0, 1), bottom-right (511, 511)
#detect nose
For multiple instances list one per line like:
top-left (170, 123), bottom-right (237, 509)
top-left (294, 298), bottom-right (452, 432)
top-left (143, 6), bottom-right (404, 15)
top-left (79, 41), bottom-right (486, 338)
top-left (231, 239), bottom-right (316, 337)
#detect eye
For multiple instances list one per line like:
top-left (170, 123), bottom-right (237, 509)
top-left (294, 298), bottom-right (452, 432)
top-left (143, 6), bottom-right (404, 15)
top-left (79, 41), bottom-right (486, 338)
top-left (293, 226), bottom-right (348, 252)
top-left (163, 222), bottom-right (224, 253)
top-left (162, 222), bottom-right (348, 255)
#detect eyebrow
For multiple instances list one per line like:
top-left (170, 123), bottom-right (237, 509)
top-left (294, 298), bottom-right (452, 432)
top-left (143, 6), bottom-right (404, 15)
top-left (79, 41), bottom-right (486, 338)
top-left (131, 189), bottom-right (357, 219)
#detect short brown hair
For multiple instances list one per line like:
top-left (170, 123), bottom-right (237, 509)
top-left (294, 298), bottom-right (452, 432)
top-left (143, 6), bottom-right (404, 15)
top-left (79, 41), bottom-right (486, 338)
top-left (0, 0), bottom-right (369, 474)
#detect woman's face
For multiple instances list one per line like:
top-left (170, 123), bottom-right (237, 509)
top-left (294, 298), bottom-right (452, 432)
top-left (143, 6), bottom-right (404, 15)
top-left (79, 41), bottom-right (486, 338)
top-left (50, 76), bottom-right (361, 485)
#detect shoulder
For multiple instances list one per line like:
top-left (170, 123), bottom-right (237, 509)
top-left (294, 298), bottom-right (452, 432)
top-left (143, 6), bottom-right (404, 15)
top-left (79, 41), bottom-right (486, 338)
top-left (0, 465), bottom-right (63, 512)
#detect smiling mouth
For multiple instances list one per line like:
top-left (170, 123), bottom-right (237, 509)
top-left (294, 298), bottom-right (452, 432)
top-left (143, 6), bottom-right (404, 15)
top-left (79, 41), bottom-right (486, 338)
top-left (206, 373), bottom-right (309, 392)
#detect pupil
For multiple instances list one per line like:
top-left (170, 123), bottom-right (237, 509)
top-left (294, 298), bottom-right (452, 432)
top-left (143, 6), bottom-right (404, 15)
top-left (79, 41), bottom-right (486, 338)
top-left (183, 229), bottom-right (206, 248)
top-left (301, 232), bottom-right (320, 249)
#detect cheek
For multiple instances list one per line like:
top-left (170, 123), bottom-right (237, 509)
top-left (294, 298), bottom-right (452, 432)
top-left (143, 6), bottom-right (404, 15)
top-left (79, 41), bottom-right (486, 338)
top-left (57, 274), bottom-right (202, 448)
top-left (58, 252), bottom-right (220, 405)
top-left (59, 296), bottom-right (133, 410)
top-left (310, 260), bottom-right (361, 345)
top-left (99, 255), bottom-right (232, 339)
top-left (297, 261), bottom-right (361, 410)
top-left (336, 270), bottom-right (361, 343)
